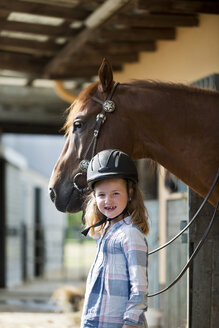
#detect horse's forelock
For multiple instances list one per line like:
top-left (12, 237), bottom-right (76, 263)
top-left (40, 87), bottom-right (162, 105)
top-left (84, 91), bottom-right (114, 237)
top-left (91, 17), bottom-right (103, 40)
top-left (63, 82), bottom-right (99, 135)
top-left (62, 102), bottom-right (78, 135)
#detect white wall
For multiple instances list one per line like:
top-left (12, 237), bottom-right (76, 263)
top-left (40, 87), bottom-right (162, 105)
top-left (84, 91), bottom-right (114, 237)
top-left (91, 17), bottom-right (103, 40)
top-left (114, 14), bottom-right (219, 83)
top-left (2, 145), bottom-right (66, 287)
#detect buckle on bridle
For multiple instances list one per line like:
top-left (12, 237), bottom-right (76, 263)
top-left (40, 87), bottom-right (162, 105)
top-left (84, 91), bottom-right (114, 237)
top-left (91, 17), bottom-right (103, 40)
top-left (96, 113), bottom-right (106, 123)
top-left (80, 160), bottom-right (90, 172)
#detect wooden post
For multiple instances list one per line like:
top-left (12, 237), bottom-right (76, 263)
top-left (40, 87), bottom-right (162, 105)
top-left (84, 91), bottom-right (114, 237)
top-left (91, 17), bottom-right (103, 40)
top-left (189, 190), bottom-right (219, 328)
top-left (158, 166), bottom-right (167, 286)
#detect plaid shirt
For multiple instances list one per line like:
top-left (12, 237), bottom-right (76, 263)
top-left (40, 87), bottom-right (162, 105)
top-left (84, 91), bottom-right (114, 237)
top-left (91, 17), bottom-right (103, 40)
top-left (81, 216), bottom-right (148, 328)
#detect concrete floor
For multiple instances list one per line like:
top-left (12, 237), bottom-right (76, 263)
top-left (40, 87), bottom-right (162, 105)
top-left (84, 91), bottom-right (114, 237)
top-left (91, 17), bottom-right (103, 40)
top-left (0, 275), bottom-right (163, 328)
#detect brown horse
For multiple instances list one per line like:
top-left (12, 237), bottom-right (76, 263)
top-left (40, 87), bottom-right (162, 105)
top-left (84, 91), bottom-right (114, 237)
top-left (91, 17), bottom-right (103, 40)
top-left (49, 59), bottom-right (219, 213)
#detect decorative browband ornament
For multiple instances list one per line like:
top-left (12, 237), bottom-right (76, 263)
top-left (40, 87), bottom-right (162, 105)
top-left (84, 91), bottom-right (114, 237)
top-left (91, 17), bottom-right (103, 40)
top-left (103, 100), bottom-right (116, 112)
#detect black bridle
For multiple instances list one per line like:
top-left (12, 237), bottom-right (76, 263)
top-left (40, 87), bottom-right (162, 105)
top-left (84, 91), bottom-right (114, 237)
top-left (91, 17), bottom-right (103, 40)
top-left (72, 81), bottom-right (120, 194)
top-left (72, 81), bottom-right (219, 297)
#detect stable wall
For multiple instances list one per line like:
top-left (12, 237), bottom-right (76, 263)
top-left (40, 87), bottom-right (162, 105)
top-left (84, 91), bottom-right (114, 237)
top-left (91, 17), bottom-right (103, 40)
top-left (0, 145), bottom-right (66, 287)
top-left (114, 14), bottom-right (219, 84)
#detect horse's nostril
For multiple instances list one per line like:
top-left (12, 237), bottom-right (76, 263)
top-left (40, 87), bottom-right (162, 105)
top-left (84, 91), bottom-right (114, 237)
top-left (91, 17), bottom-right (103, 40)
top-left (49, 187), bottom-right (56, 203)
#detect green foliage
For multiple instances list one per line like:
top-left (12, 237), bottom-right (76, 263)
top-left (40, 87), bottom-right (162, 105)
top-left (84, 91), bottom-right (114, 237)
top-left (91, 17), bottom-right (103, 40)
top-left (68, 211), bottom-right (83, 228)
top-left (66, 211), bottom-right (84, 240)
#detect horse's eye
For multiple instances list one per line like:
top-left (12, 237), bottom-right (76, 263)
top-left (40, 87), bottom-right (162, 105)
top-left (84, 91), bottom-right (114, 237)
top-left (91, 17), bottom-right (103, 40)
top-left (73, 120), bottom-right (83, 132)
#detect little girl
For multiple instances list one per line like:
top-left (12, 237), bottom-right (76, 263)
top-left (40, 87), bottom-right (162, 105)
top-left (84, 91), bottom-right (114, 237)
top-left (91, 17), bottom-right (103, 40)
top-left (81, 149), bottom-right (149, 328)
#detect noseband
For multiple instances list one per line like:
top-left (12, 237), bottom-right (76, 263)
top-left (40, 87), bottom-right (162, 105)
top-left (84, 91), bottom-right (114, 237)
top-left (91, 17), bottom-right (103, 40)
top-left (73, 82), bottom-right (120, 194)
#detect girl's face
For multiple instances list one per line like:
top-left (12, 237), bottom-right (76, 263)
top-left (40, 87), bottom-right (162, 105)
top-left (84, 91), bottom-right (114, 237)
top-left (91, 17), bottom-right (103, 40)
top-left (94, 178), bottom-right (129, 220)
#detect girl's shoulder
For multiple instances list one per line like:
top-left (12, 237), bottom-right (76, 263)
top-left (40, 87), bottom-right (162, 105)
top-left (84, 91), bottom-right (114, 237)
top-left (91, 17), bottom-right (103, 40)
top-left (120, 217), bottom-right (147, 243)
top-left (121, 216), bottom-right (142, 232)
top-left (118, 224), bottom-right (148, 254)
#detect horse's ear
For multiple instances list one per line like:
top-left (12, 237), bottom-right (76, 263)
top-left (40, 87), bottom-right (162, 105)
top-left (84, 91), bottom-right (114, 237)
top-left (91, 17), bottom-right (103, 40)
top-left (98, 58), bottom-right (113, 93)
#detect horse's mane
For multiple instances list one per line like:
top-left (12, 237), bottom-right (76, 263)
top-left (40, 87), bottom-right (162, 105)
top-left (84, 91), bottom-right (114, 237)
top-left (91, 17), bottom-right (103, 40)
top-left (63, 79), bottom-right (218, 134)
top-left (124, 79), bottom-right (219, 96)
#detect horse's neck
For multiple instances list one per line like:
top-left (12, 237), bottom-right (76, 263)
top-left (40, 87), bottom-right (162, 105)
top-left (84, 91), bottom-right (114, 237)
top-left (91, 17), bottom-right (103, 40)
top-left (126, 84), bottom-right (219, 202)
top-left (131, 85), bottom-right (216, 153)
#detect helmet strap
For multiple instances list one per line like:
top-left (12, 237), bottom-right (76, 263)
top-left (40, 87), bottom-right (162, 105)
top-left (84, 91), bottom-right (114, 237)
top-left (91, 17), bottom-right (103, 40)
top-left (81, 203), bottom-right (129, 237)
top-left (81, 216), bottom-right (107, 237)
top-left (107, 203), bottom-right (129, 222)
top-left (81, 180), bottom-right (131, 237)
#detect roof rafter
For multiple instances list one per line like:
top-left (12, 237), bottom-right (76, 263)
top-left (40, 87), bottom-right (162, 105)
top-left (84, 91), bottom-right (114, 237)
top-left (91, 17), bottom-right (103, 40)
top-left (0, 19), bottom-right (82, 37)
top-left (0, 0), bottom-right (90, 20)
top-left (44, 0), bottom-right (132, 77)
top-left (116, 13), bottom-right (199, 27)
top-left (0, 0), bottom-right (218, 134)
top-left (138, 0), bottom-right (219, 14)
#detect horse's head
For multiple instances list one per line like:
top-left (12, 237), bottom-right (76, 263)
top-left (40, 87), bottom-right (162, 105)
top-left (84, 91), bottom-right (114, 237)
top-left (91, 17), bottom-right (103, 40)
top-left (49, 59), bottom-right (134, 213)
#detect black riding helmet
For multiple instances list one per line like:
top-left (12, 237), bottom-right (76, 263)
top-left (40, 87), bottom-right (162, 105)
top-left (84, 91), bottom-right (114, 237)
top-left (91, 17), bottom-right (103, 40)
top-left (87, 149), bottom-right (138, 190)
top-left (81, 150), bottom-right (138, 237)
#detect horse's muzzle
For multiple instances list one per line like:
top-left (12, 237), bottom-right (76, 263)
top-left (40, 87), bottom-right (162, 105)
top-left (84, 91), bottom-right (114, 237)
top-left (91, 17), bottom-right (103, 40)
top-left (49, 185), bottom-right (85, 213)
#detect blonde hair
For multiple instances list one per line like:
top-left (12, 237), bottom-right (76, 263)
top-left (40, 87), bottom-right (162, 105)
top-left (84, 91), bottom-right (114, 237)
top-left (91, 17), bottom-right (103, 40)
top-left (83, 179), bottom-right (149, 238)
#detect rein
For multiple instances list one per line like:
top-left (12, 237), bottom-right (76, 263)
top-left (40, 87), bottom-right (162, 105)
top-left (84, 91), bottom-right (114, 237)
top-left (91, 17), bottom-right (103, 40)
top-left (148, 168), bottom-right (219, 297)
top-left (72, 82), bottom-right (219, 297)
top-left (72, 82), bottom-right (119, 194)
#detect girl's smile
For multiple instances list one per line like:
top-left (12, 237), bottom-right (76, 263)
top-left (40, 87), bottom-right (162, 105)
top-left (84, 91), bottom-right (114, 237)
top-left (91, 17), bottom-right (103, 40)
top-left (94, 178), bottom-right (129, 221)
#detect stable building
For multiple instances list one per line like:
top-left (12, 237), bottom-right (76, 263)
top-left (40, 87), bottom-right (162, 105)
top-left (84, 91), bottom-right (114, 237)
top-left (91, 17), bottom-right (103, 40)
top-left (0, 145), bottom-right (66, 287)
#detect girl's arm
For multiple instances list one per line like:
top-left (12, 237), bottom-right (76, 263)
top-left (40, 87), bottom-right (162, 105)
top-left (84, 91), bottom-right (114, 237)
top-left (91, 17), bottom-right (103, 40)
top-left (122, 227), bottom-right (148, 327)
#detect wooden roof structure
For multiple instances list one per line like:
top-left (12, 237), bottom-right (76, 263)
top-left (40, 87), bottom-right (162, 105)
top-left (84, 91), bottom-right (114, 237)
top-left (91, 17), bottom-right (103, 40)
top-left (0, 0), bottom-right (219, 134)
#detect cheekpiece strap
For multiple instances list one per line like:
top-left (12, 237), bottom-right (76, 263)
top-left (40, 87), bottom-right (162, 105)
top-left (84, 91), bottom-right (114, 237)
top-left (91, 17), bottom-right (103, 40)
top-left (76, 82), bottom-right (120, 194)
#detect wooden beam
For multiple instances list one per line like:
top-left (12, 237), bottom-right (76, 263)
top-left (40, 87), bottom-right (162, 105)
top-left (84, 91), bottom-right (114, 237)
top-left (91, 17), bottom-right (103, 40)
top-left (0, 101), bottom-right (65, 134)
top-left (0, 20), bottom-right (82, 38)
top-left (45, 25), bottom-right (174, 77)
top-left (87, 41), bottom-right (156, 53)
top-left (46, 68), bottom-right (99, 79)
top-left (0, 10), bottom-right (8, 19)
top-left (47, 65), bottom-right (122, 79)
top-left (0, 0), bottom-right (90, 20)
top-left (0, 85), bottom-right (68, 107)
top-left (189, 190), bottom-right (219, 328)
top-left (0, 51), bottom-right (46, 76)
top-left (0, 37), bottom-right (61, 56)
top-left (62, 53), bottom-right (139, 66)
top-left (117, 13), bottom-right (199, 27)
top-left (0, 107), bottom-right (64, 125)
top-left (138, 0), bottom-right (219, 14)
top-left (44, 0), bottom-right (132, 77)
top-left (100, 27), bottom-right (176, 41)
top-left (0, 51), bottom-right (120, 79)
top-left (85, 0), bottom-right (132, 28)
top-left (0, 121), bottom-right (63, 135)
top-left (100, 0), bottom-right (136, 28)
top-left (0, 96), bottom-right (66, 133)
top-left (44, 27), bottom-right (97, 77)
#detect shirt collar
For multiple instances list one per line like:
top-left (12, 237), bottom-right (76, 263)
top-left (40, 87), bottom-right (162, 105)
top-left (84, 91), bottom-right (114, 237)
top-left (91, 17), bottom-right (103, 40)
top-left (105, 215), bottom-right (131, 232)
